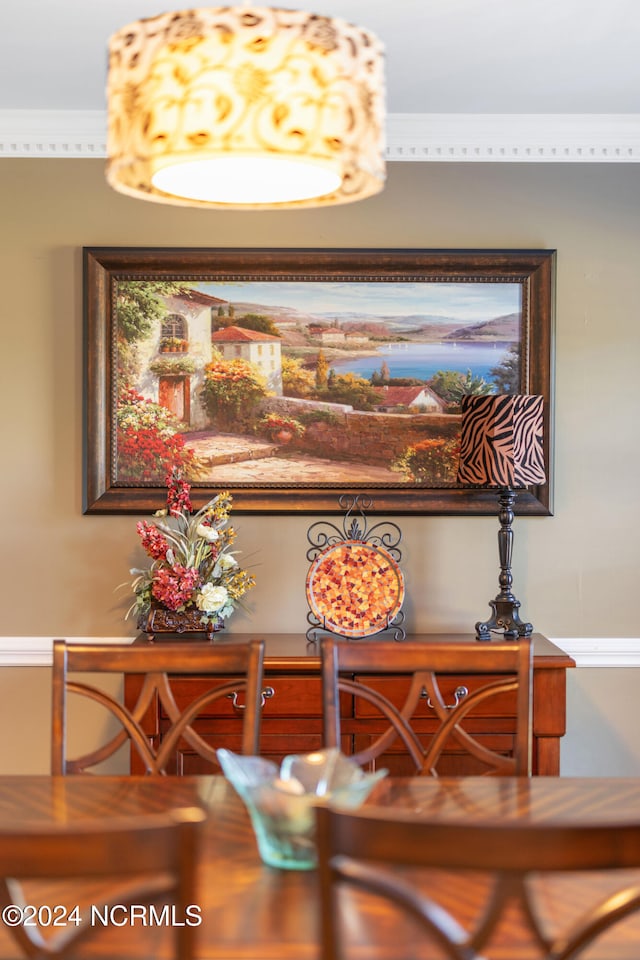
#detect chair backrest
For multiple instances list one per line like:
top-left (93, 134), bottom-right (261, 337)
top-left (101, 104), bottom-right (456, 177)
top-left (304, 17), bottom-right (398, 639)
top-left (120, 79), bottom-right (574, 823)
top-left (321, 637), bottom-right (532, 776)
top-left (0, 806), bottom-right (205, 960)
top-left (51, 639), bottom-right (265, 774)
top-left (316, 804), bottom-right (640, 960)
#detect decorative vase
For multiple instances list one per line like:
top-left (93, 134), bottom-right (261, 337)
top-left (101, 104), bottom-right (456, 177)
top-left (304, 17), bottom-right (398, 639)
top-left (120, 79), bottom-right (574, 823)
top-left (138, 603), bottom-right (224, 642)
top-left (275, 429), bottom-right (294, 443)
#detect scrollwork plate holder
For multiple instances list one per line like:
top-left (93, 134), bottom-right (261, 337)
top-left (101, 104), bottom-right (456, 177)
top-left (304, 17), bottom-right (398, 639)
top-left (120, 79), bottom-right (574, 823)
top-left (305, 494), bottom-right (406, 642)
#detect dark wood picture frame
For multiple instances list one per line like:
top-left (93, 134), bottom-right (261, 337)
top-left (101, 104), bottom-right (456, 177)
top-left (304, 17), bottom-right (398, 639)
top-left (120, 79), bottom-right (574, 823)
top-left (83, 247), bottom-right (554, 516)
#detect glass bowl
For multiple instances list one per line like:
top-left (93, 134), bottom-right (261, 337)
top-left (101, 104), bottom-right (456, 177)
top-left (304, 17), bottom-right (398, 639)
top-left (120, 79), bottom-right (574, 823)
top-left (217, 747), bottom-right (387, 870)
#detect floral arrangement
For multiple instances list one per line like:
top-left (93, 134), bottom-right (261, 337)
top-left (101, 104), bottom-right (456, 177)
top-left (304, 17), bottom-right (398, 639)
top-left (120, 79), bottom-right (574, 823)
top-left (127, 467), bottom-right (255, 628)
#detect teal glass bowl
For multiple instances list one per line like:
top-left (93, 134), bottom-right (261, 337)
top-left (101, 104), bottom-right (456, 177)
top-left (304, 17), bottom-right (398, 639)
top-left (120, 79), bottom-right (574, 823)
top-left (217, 747), bottom-right (387, 870)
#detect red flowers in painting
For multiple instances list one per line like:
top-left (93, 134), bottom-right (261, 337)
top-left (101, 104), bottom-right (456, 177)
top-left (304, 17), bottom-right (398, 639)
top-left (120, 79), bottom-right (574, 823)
top-left (116, 389), bottom-right (198, 483)
top-left (118, 428), bottom-right (195, 482)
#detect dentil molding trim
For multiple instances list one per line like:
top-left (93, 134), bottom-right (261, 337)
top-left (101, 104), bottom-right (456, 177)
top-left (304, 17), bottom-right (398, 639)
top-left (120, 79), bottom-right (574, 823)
top-left (0, 637), bottom-right (638, 667)
top-left (1, 111), bottom-right (639, 162)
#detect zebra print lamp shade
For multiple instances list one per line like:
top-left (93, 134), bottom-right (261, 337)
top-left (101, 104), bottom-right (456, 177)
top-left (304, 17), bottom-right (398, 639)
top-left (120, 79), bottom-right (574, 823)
top-left (457, 394), bottom-right (545, 641)
top-left (457, 395), bottom-right (545, 488)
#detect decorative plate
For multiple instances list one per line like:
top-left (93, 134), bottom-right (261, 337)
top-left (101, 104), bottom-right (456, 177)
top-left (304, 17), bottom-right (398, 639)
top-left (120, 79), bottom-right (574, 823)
top-left (305, 540), bottom-right (405, 638)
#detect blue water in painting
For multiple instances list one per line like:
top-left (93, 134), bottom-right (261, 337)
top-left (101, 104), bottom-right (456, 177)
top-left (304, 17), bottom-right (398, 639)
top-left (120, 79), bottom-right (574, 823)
top-left (331, 341), bottom-right (513, 384)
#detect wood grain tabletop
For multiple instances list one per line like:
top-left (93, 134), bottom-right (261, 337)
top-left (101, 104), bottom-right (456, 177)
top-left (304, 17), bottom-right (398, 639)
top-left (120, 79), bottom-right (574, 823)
top-left (0, 775), bottom-right (639, 959)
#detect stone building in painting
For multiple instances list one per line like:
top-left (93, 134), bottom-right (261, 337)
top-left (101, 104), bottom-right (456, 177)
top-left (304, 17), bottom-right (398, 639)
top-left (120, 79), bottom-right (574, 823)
top-left (373, 384), bottom-right (446, 413)
top-left (211, 325), bottom-right (283, 396)
top-left (135, 288), bottom-right (227, 431)
top-left (135, 292), bottom-right (285, 430)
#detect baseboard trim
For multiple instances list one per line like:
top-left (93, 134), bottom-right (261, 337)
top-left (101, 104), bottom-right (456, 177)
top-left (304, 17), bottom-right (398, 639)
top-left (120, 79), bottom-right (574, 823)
top-left (0, 636), bottom-right (637, 667)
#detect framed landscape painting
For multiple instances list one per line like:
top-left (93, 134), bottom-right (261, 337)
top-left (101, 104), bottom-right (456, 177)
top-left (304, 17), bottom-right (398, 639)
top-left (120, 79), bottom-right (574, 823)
top-left (83, 247), bottom-right (554, 515)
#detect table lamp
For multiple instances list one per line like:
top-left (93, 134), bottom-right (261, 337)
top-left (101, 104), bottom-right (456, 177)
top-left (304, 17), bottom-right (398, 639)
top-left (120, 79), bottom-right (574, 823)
top-left (457, 394), bottom-right (545, 641)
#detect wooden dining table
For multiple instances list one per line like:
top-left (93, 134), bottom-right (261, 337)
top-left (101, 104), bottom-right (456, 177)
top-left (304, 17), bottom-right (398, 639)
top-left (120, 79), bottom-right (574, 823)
top-left (1, 774), bottom-right (640, 960)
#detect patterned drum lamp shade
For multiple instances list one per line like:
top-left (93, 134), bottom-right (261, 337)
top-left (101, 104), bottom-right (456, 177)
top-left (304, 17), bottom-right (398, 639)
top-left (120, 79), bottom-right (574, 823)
top-left (457, 395), bottom-right (546, 489)
top-left (457, 394), bottom-right (545, 641)
top-left (106, 6), bottom-right (386, 209)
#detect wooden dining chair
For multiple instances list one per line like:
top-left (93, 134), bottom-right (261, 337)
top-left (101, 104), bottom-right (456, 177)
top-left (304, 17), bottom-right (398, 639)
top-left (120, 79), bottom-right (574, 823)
top-left (321, 637), bottom-right (532, 776)
top-left (0, 806), bottom-right (205, 960)
top-left (316, 803), bottom-right (640, 960)
top-left (51, 639), bottom-right (265, 774)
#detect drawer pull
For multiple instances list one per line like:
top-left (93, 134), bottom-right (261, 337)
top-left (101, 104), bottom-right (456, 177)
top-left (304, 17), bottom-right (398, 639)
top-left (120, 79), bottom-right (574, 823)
top-left (421, 685), bottom-right (468, 710)
top-left (228, 686), bottom-right (275, 711)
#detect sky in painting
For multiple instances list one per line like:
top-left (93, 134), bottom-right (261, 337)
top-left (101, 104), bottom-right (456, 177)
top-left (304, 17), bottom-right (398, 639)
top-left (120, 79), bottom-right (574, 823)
top-left (197, 280), bottom-right (521, 322)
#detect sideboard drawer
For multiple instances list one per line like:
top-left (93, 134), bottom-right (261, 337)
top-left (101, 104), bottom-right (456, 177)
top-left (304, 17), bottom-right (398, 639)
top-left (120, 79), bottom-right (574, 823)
top-left (352, 732), bottom-right (516, 776)
top-left (161, 674), bottom-right (327, 719)
top-left (261, 676), bottom-right (352, 718)
top-left (160, 676), bottom-right (262, 719)
top-left (352, 674), bottom-right (517, 718)
top-left (261, 675), bottom-right (323, 717)
top-left (174, 729), bottom-right (330, 775)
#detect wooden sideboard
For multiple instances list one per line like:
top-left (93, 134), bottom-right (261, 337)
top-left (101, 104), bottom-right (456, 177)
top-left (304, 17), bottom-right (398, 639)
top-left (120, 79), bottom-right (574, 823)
top-left (124, 633), bottom-right (574, 776)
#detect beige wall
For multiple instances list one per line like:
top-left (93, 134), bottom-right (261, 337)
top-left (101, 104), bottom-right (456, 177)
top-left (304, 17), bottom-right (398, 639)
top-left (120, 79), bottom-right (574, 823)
top-left (1, 159), bottom-right (639, 773)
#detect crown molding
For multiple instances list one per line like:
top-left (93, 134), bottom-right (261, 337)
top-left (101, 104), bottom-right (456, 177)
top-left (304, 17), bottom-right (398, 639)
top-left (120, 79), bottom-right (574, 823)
top-left (0, 110), bottom-right (639, 162)
top-left (0, 110), bottom-right (107, 157)
top-left (386, 113), bottom-right (640, 162)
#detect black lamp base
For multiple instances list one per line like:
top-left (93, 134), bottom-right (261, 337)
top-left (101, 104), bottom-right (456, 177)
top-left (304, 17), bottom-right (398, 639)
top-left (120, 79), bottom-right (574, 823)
top-left (475, 599), bottom-right (533, 642)
top-left (475, 486), bottom-right (534, 642)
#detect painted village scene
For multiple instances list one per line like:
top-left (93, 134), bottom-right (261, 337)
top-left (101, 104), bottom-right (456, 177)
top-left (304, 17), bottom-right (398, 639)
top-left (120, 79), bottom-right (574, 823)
top-left (115, 279), bottom-right (523, 487)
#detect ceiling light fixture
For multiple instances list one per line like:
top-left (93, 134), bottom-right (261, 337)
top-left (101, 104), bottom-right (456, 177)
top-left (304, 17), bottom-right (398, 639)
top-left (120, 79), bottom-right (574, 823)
top-left (106, 6), bottom-right (386, 209)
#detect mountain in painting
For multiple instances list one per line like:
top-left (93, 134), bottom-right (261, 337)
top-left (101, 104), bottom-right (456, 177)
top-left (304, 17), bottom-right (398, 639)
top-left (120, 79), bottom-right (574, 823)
top-left (218, 299), bottom-right (518, 341)
top-left (444, 313), bottom-right (520, 340)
